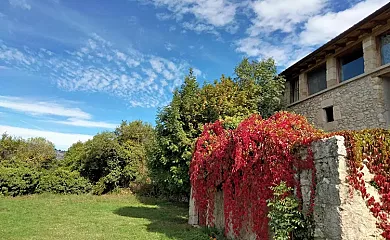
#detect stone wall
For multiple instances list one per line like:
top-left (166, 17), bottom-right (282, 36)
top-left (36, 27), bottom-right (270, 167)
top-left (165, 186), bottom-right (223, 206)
top-left (188, 136), bottom-right (383, 239)
top-left (288, 74), bottom-right (388, 131)
top-left (299, 136), bottom-right (382, 240)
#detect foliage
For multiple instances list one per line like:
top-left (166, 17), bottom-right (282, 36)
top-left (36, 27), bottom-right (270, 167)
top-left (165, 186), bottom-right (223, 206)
top-left (0, 133), bottom-right (23, 161)
top-left (234, 58), bottom-right (285, 118)
top-left (15, 137), bottom-right (57, 168)
top-left (37, 168), bottom-right (91, 194)
top-left (64, 121), bottom-right (155, 195)
top-left (0, 134), bottom-right (56, 169)
top-left (63, 141), bottom-right (86, 172)
top-left (0, 166), bottom-right (91, 196)
top-left (152, 58), bottom-right (285, 197)
top-left (190, 112), bottom-right (321, 239)
top-left (267, 182), bottom-right (304, 240)
top-left (341, 129), bottom-right (390, 239)
top-left (151, 70), bottom-right (201, 197)
top-left (0, 165), bottom-right (40, 196)
top-left (202, 227), bottom-right (227, 240)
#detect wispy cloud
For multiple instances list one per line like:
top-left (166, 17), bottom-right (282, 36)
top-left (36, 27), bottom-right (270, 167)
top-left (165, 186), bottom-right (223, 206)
top-left (0, 33), bottom-right (200, 108)
top-left (0, 125), bottom-right (92, 150)
top-left (145, 0), bottom-right (238, 35)
top-left (8, 0), bottom-right (31, 10)
top-left (0, 96), bottom-right (91, 119)
top-left (49, 118), bottom-right (117, 129)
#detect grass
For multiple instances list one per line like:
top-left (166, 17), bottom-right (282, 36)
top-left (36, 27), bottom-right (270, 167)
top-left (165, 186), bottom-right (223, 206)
top-left (0, 193), bottom-right (209, 240)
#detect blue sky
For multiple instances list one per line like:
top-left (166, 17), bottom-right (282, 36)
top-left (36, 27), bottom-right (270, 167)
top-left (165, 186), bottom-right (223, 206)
top-left (0, 0), bottom-right (388, 150)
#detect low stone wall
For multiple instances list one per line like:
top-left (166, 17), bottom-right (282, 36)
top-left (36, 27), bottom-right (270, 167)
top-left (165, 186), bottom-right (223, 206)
top-left (188, 136), bottom-right (383, 239)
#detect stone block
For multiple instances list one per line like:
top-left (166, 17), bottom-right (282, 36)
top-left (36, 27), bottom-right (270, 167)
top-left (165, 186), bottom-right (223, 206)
top-left (321, 98), bottom-right (334, 108)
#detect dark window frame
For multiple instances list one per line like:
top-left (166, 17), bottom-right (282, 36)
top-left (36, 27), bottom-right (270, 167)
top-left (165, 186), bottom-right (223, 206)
top-left (338, 46), bottom-right (364, 82)
top-left (290, 77), bottom-right (299, 103)
top-left (307, 64), bottom-right (327, 95)
top-left (380, 30), bottom-right (390, 66)
top-left (324, 106), bottom-right (334, 123)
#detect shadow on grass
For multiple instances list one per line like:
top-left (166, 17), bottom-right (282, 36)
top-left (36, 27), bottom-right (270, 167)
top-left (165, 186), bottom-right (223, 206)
top-left (113, 203), bottom-right (208, 240)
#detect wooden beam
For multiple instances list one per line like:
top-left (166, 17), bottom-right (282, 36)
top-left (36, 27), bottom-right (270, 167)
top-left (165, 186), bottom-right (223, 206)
top-left (334, 43), bottom-right (346, 48)
top-left (373, 20), bottom-right (388, 26)
top-left (325, 49), bottom-right (336, 55)
top-left (346, 36), bottom-right (358, 42)
top-left (359, 28), bottom-right (372, 34)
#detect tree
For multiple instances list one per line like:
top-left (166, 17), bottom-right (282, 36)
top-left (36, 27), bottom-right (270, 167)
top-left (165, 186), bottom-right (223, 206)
top-left (63, 141), bottom-right (86, 172)
top-left (15, 137), bottom-right (56, 168)
top-left (0, 133), bottom-right (23, 161)
top-left (234, 58), bottom-right (285, 118)
top-left (114, 120), bottom-right (155, 183)
top-left (151, 59), bottom-right (285, 197)
top-left (150, 70), bottom-right (201, 196)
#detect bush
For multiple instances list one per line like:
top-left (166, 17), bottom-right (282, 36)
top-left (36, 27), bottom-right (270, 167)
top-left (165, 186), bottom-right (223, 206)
top-left (37, 168), bottom-right (91, 194)
top-left (0, 166), bottom-right (40, 196)
top-left (0, 167), bottom-right (91, 196)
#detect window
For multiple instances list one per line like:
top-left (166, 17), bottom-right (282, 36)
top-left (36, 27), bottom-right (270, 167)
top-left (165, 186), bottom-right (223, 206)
top-left (290, 77), bottom-right (299, 103)
top-left (307, 64), bottom-right (327, 95)
top-left (324, 106), bottom-right (334, 122)
top-left (381, 32), bottom-right (390, 65)
top-left (340, 47), bottom-right (364, 82)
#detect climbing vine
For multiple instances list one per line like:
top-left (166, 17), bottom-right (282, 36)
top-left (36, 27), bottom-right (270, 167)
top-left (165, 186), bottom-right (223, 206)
top-left (342, 129), bottom-right (390, 239)
top-left (190, 112), bottom-right (390, 239)
top-left (190, 112), bottom-right (322, 239)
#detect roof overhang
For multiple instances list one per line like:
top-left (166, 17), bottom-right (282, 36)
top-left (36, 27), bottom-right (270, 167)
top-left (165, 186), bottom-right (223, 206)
top-left (280, 2), bottom-right (390, 80)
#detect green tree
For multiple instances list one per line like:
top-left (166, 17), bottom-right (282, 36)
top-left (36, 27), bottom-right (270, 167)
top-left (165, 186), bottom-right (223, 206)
top-left (63, 141), bottom-right (86, 172)
top-left (151, 59), bottom-right (285, 197)
top-left (15, 137), bottom-right (56, 168)
top-left (234, 58), bottom-right (285, 118)
top-left (0, 133), bottom-right (23, 161)
top-left (114, 120), bottom-right (155, 183)
top-left (151, 70), bottom-right (201, 196)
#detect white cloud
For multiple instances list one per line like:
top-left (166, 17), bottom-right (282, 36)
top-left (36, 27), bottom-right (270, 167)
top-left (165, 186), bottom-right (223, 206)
top-left (145, 0), bottom-right (238, 35)
top-left (0, 96), bottom-right (91, 119)
top-left (236, 0), bottom-right (388, 69)
top-left (149, 0), bottom-right (237, 26)
top-left (249, 0), bottom-right (327, 35)
top-left (182, 22), bottom-right (219, 35)
top-left (300, 0), bottom-right (389, 45)
top-left (0, 125), bottom-right (92, 150)
top-left (8, 0), bottom-right (31, 10)
top-left (49, 118), bottom-right (117, 129)
top-left (0, 33), bottom-right (194, 108)
top-left (164, 42), bottom-right (174, 51)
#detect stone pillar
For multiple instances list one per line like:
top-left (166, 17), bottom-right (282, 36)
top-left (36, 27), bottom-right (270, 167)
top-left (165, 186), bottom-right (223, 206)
top-left (299, 72), bottom-right (308, 99)
top-left (299, 136), bottom-right (383, 240)
top-left (326, 57), bottom-right (338, 87)
top-left (188, 188), bottom-right (199, 225)
top-left (363, 36), bottom-right (380, 72)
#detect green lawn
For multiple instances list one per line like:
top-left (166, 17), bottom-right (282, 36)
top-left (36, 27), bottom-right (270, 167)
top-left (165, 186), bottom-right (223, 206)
top-left (0, 194), bottom-right (208, 240)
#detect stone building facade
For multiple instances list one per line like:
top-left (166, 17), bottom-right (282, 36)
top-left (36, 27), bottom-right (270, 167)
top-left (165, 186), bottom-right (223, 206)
top-left (282, 3), bottom-right (390, 131)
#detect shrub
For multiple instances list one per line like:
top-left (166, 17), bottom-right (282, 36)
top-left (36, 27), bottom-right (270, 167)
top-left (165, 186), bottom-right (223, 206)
top-left (37, 168), bottom-right (91, 194)
top-left (0, 166), bottom-right (40, 196)
top-left (0, 167), bottom-right (91, 196)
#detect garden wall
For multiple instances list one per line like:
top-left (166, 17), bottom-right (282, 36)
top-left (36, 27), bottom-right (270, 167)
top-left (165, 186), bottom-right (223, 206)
top-left (188, 136), bottom-right (383, 239)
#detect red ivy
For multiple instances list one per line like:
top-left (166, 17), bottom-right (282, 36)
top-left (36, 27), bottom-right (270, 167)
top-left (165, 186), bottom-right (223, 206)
top-left (190, 112), bottom-right (321, 239)
top-left (190, 113), bottom-right (390, 239)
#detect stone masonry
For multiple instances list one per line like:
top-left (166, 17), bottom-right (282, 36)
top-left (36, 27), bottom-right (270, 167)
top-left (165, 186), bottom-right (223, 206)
top-left (288, 73), bottom-right (388, 132)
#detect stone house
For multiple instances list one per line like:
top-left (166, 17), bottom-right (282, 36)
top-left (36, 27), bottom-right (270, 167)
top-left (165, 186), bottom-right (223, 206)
top-left (282, 3), bottom-right (390, 131)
